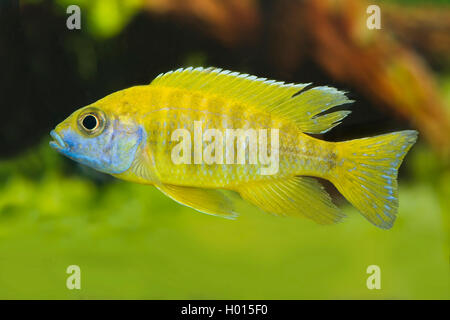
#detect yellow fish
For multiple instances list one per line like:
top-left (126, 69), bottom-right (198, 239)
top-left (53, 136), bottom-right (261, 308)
top-left (50, 67), bottom-right (418, 229)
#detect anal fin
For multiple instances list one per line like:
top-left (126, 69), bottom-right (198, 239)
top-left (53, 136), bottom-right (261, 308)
top-left (238, 177), bottom-right (344, 225)
top-left (156, 184), bottom-right (239, 219)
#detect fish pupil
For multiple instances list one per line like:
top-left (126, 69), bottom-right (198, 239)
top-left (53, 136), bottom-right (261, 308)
top-left (83, 115), bottom-right (97, 130)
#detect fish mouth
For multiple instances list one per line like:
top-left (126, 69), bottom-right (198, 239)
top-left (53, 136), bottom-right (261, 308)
top-left (49, 130), bottom-right (67, 150)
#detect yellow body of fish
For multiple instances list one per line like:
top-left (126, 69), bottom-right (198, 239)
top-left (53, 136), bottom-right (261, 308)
top-left (50, 67), bottom-right (418, 229)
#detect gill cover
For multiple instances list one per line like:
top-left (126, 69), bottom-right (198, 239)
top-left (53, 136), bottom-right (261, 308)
top-left (50, 106), bottom-right (145, 174)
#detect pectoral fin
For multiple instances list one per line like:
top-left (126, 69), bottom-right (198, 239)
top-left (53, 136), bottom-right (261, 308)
top-left (238, 177), bottom-right (345, 224)
top-left (155, 184), bottom-right (239, 219)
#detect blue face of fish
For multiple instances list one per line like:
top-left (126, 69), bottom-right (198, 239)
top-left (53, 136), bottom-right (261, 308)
top-left (50, 106), bottom-right (144, 174)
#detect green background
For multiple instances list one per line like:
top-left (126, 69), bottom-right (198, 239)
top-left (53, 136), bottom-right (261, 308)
top-left (0, 141), bottom-right (448, 299)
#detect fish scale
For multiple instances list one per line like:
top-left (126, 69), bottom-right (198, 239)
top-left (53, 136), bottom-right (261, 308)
top-left (140, 86), bottom-right (330, 187)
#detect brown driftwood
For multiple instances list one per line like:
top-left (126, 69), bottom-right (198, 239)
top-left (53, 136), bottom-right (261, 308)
top-left (143, 0), bottom-right (260, 46)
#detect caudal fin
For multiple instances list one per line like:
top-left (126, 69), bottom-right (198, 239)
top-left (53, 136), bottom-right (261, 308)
top-left (332, 130), bottom-right (418, 229)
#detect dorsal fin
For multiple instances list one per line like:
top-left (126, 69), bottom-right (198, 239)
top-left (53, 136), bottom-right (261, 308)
top-left (150, 67), bottom-right (353, 134)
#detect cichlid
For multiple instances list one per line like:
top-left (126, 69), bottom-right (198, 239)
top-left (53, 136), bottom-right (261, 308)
top-left (50, 67), bottom-right (418, 229)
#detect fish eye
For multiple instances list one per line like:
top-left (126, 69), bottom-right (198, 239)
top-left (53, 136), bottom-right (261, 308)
top-left (82, 114), bottom-right (98, 131)
top-left (77, 109), bottom-right (106, 136)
